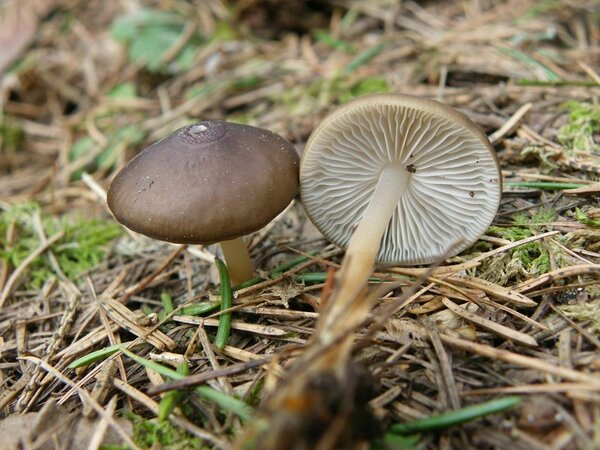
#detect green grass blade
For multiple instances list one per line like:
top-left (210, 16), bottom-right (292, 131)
top-left (505, 181), bottom-right (587, 190)
top-left (389, 396), bottom-right (521, 435)
top-left (231, 276), bottom-right (264, 291)
top-left (497, 47), bottom-right (560, 81)
top-left (179, 300), bottom-right (221, 316)
top-left (294, 272), bottom-right (330, 283)
top-left (160, 293), bottom-right (174, 314)
top-left (214, 257), bottom-right (232, 350)
top-left (68, 342), bottom-right (131, 368)
top-left (295, 272), bottom-right (382, 284)
top-left (158, 362), bottom-right (189, 421)
top-left (344, 43), bottom-right (385, 74)
top-left (122, 348), bottom-right (182, 379)
top-left (121, 348), bottom-right (254, 421)
top-left (183, 252), bottom-right (322, 312)
top-left (270, 250), bottom-right (319, 276)
top-left (195, 386), bottom-right (254, 422)
top-left (230, 250), bottom-right (321, 290)
top-left (313, 30), bottom-right (355, 53)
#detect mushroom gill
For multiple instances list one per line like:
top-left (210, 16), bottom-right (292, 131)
top-left (301, 96), bottom-right (501, 265)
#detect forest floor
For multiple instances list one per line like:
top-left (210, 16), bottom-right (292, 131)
top-left (0, 0), bottom-right (599, 449)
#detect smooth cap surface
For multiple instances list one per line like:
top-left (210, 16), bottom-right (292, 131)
top-left (300, 94), bottom-right (502, 265)
top-left (108, 121), bottom-right (299, 244)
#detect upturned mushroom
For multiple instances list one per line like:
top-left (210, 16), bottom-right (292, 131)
top-left (107, 121), bottom-right (300, 285)
top-left (301, 94), bottom-right (501, 320)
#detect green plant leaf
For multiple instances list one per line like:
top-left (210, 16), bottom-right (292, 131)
top-left (108, 82), bottom-right (138, 99)
top-left (111, 9), bottom-right (204, 73)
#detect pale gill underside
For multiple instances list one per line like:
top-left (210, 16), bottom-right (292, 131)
top-left (300, 103), bottom-right (501, 265)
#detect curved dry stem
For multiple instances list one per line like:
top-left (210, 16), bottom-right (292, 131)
top-left (219, 238), bottom-right (254, 286)
top-left (320, 164), bottom-right (410, 335)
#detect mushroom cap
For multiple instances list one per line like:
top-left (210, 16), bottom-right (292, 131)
top-left (300, 94), bottom-right (501, 265)
top-left (107, 121), bottom-right (300, 244)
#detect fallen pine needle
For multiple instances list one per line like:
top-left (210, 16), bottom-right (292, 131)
top-left (20, 355), bottom-right (139, 450)
top-left (438, 333), bottom-right (600, 386)
top-left (515, 264), bottom-right (600, 293)
top-left (464, 382), bottom-right (600, 396)
top-left (442, 298), bottom-right (538, 347)
top-left (0, 231), bottom-right (64, 308)
top-left (489, 102), bottom-right (532, 144)
top-left (172, 315), bottom-right (287, 336)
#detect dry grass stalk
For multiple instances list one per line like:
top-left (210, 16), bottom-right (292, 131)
top-left (0, 1), bottom-right (599, 448)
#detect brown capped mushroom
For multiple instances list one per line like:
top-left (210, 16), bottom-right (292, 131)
top-left (107, 121), bottom-right (300, 285)
top-left (300, 94), bottom-right (501, 323)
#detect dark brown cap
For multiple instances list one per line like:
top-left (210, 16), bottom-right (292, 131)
top-left (107, 121), bottom-right (300, 244)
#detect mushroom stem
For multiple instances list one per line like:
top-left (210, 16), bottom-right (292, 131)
top-left (219, 238), bottom-right (254, 286)
top-left (325, 164), bottom-right (410, 324)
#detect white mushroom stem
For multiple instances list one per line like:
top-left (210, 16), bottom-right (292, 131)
top-left (219, 238), bottom-right (254, 286)
top-left (324, 163), bottom-right (410, 326)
